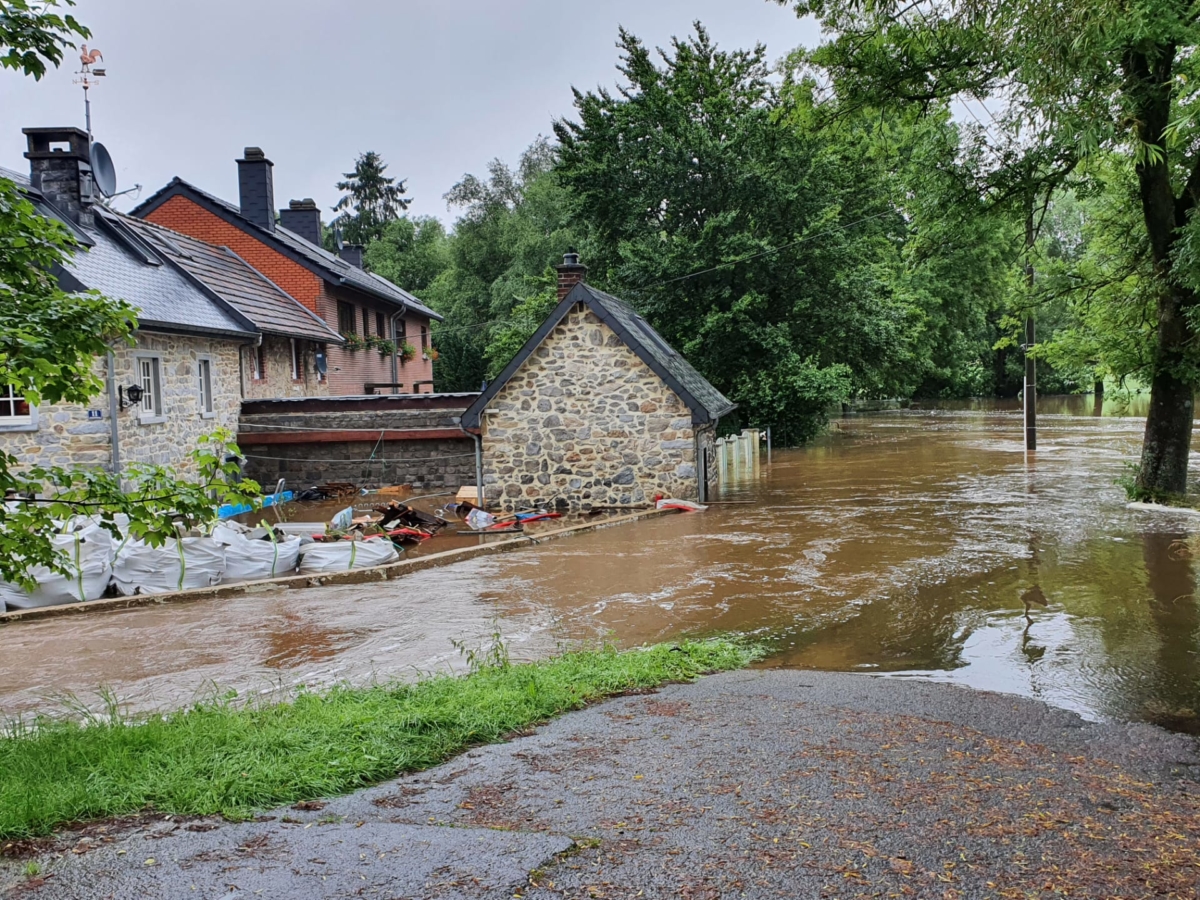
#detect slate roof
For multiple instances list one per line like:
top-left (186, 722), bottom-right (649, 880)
top-left (121, 217), bottom-right (342, 344)
top-left (463, 282), bottom-right (735, 429)
top-left (131, 178), bottom-right (443, 321)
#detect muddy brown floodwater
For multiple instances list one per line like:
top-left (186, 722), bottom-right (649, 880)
top-left (2, 396), bottom-right (1198, 733)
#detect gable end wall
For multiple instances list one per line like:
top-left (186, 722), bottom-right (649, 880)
top-left (481, 305), bottom-right (699, 511)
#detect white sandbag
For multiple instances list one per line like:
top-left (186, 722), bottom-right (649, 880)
top-left (298, 538), bottom-right (399, 575)
top-left (112, 536), bottom-right (225, 596)
top-left (213, 524), bottom-right (301, 583)
top-left (0, 523), bottom-right (114, 610)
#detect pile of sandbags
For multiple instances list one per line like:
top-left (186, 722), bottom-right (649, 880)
top-left (298, 536), bottom-right (399, 575)
top-left (111, 535), bottom-right (226, 596)
top-left (0, 519), bottom-right (115, 611)
top-left (212, 523), bottom-right (302, 584)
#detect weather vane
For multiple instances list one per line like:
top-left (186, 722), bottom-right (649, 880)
top-left (73, 44), bottom-right (106, 140)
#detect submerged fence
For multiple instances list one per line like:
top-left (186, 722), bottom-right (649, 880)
top-left (715, 428), bottom-right (764, 487)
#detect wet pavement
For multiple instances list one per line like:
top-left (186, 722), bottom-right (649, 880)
top-left (7, 670), bottom-right (1199, 899)
top-left (3, 396), bottom-right (1199, 733)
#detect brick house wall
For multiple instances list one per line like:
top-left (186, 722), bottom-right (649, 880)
top-left (318, 284), bottom-right (435, 395)
top-left (0, 332), bottom-right (244, 477)
top-left (145, 194), bottom-right (436, 395)
top-left (480, 305), bottom-right (701, 511)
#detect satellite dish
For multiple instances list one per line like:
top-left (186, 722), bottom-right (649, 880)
top-left (333, 226), bottom-right (344, 251)
top-left (90, 142), bottom-right (117, 198)
top-left (314, 352), bottom-right (328, 376)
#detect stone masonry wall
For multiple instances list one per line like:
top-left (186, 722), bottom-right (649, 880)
top-left (241, 335), bottom-right (330, 399)
top-left (481, 304), bottom-right (699, 511)
top-left (239, 437), bottom-right (475, 493)
top-left (0, 332), bottom-right (243, 477)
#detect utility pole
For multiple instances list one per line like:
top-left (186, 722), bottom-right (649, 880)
top-left (1023, 191), bottom-right (1037, 452)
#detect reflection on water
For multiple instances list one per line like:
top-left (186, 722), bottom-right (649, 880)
top-left (2, 394), bottom-right (1198, 733)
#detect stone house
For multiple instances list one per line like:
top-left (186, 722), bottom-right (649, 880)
top-left (131, 148), bottom-right (443, 396)
top-left (462, 255), bottom-right (735, 511)
top-left (1, 129), bottom-right (260, 476)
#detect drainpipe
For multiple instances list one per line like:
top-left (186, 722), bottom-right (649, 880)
top-left (106, 350), bottom-right (121, 474)
top-left (389, 305), bottom-right (409, 393)
top-left (473, 432), bottom-right (483, 509)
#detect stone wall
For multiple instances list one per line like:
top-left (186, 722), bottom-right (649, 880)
top-left (241, 335), bottom-right (330, 399)
top-left (239, 437), bottom-right (476, 493)
top-left (0, 331), bottom-right (244, 476)
top-left (238, 395), bottom-right (478, 492)
top-left (480, 304), bottom-right (700, 511)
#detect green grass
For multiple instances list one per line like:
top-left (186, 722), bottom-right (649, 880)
top-left (0, 639), bottom-right (759, 839)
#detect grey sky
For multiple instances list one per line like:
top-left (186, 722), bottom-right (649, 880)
top-left (1, 1), bottom-right (819, 226)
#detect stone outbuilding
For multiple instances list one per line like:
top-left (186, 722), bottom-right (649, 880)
top-left (462, 255), bottom-right (734, 511)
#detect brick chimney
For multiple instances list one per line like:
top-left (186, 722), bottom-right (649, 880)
top-left (237, 147), bottom-right (275, 232)
top-left (279, 198), bottom-right (321, 245)
top-left (24, 127), bottom-right (95, 228)
top-left (339, 244), bottom-right (364, 268)
top-left (556, 250), bottom-right (587, 301)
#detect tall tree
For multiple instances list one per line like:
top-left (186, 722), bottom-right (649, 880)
top-left (555, 25), bottom-right (926, 441)
top-left (782, 0), bottom-right (1200, 496)
top-left (331, 151), bottom-right (410, 246)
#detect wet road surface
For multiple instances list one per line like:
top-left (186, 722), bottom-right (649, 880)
top-left (8, 670), bottom-right (1198, 899)
top-left (2, 396), bottom-right (1198, 732)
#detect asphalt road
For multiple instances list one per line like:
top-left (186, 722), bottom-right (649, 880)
top-left (5, 670), bottom-right (1199, 899)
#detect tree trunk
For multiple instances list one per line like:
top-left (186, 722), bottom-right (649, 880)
top-left (1123, 46), bottom-right (1196, 497)
top-left (1136, 287), bottom-right (1195, 496)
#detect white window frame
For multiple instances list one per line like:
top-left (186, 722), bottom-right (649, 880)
top-left (197, 356), bottom-right (215, 418)
top-left (0, 384), bottom-right (37, 432)
top-left (290, 339), bottom-right (301, 381)
top-left (135, 355), bottom-right (166, 424)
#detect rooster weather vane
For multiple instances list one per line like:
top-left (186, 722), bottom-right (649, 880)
top-left (74, 44), bottom-right (106, 137)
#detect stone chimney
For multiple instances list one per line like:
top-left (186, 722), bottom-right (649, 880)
top-left (23, 127), bottom-right (95, 228)
top-left (338, 244), bottom-right (364, 268)
top-left (279, 198), bottom-right (321, 245)
top-left (556, 250), bottom-right (587, 301)
top-left (237, 147), bottom-right (275, 232)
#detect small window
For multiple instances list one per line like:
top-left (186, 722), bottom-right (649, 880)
top-left (362, 307), bottom-right (372, 336)
top-left (137, 356), bottom-right (163, 419)
top-left (397, 319), bottom-right (407, 343)
top-left (198, 358), bottom-right (214, 416)
top-left (316, 343), bottom-right (326, 382)
top-left (250, 344), bottom-right (266, 381)
top-left (337, 301), bottom-right (356, 335)
top-left (420, 325), bottom-right (428, 350)
top-left (0, 385), bottom-right (32, 425)
top-left (290, 338), bottom-right (300, 380)
top-left (376, 312), bottom-right (386, 337)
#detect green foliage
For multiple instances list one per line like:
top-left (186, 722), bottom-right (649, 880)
top-left (364, 216), bottom-right (450, 291)
top-left (331, 151), bottom-right (410, 247)
top-left (0, 639), bottom-right (761, 838)
top-left (0, 0), bottom-right (87, 79)
top-left (484, 270), bottom-right (558, 378)
top-left (374, 338), bottom-right (396, 357)
top-left (341, 332), bottom-right (365, 352)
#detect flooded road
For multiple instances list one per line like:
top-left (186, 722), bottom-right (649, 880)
top-left (3, 396), bottom-right (1198, 733)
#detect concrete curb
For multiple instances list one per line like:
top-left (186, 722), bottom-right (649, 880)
top-left (0, 508), bottom-right (670, 627)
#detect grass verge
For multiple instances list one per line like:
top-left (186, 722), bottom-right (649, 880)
top-left (0, 638), bottom-right (759, 840)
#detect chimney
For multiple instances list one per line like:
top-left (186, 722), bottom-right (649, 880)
top-left (279, 198), bottom-right (321, 245)
top-left (237, 147), bottom-right (275, 231)
top-left (338, 244), bottom-right (364, 268)
top-left (23, 126), bottom-right (95, 228)
top-left (556, 249), bottom-right (587, 301)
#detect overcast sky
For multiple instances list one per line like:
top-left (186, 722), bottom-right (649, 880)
top-left (1, 0), bottom-right (819, 225)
